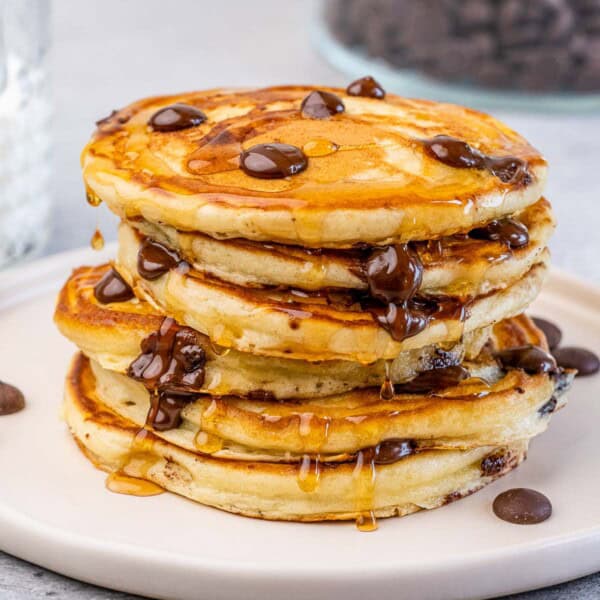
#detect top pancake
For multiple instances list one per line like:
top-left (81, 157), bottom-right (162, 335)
top-left (82, 85), bottom-right (546, 248)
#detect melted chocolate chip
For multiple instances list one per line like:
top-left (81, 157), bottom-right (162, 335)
top-left (469, 218), bottom-right (529, 249)
top-left (365, 244), bottom-right (423, 304)
top-left (346, 76), bottom-right (386, 99)
top-left (532, 317), bottom-right (562, 351)
top-left (481, 451), bottom-right (507, 476)
top-left (373, 302), bottom-right (430, 342)
top-left (247, 389), bottom-right (277, 402)
top-left (553, 346), bottom-right (600, 376)
top-left (148, 103), bottom-right (207, 132)
top-left (239, 143), bottom-right (308, 179)
top-left (495, 345), bottom-right (557, 374)
top-left (394, 365), bottom-right (470, 394)
top-left (423, 135), bottom-right (486, 169)
top-left (93, 268), bottom-right (134, 304)
top-left (95, 109), bottom-right (130, 131)
top-left (422, 135), bottom-right (530, 184)
top-left (493, 488), bottom-right (552, 524)
top-left (486, 156), bottom-right (531, 184)
top-left (538, 396), bottom-right (558, 417)
top-left (96, 110), bottom-right (118, 127)
top-left (0, 381), bottom-right (25, 415)
top-left (129, 317), bottom-right (206, 395)
top-left (137, 239), bottom-right (182, 280)
top-left (301, 90), bottom-right (345, 119)
top-left (361, 244), bottom-right (431, 342)
top-left (360, 439), bottom-right (417, 465)
top-left (147, 391), bottom-right (195, 431)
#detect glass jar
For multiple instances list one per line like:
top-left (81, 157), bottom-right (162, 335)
top-left (317, 0), bottom-right (600, 110)
top-left (0, 0), bottom-right (52, 269)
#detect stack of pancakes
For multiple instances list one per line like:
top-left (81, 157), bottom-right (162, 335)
top-left (54, 82), bottom-right (572, 528)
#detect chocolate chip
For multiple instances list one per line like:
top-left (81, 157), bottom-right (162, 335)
top-left (365, 244), bottom-right (423, 304)
top-left (247, 389), bottom-right (277, 402)
top-left (469, 218), bottom-right (529, 249)
top-left (0, 381), bottom-right (25, 415)
top-left (493, 488), bottom-right (552, 524)
top-left (394, 365), bottom-right (470, 394)
top-left (360, 439), bottom-right (417, 465)
top-left (423, 135), bottom-right (486, 169)
top-left (532, 317), bottom-right (562, 351)
top-left (553, 346), bottom-right (600, 376)
top-left (300, 90), bottom-right (345, 119)
top-left (324, 0), bottom-right (600, 92)
top-left (495, 345), bottom-right (557, 375)
top-left (148, 103), bottom-right (207, 132)
top-left (137, 239), bottom-right (182, 280)
top-left (481, 451), bottom-right (506, 476)
top-left (94, 268), bottom-right (134, 304)
top-left (346, 76), bottom-right (386, 98)
top-left (240, 143), bottom-right (308, 179)
top-left (538, 396), bottom-right (558, 416)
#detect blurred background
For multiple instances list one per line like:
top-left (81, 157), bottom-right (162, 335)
top-left (1, 0), bottom-right (600, 285)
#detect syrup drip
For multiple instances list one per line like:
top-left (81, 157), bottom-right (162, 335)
top-left (353, 449), bottom-right (378, 532)
top-left (90, 228), bottom-right (104, 250)
top-left (208, 340), bottom-right (231, 357)
top-left (86, 189), bottom-right (102, 207)
top-left (297, 454), bottom-right (321, 492)
top-left (380, 360), bottom-right (394, 401)
top-left (105, 472), bottom-right (164, 496)
top-left (193, 430), bottom-right (224, 454)
top-left (302, 139), bottom-right (339, 157)
top-left (355, 511), bottom-right (378, 532)
top-left (106, 429), bottom-right (165, 497)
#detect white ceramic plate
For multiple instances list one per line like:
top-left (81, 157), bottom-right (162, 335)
top-left (1, 246), bottom-right (599, 600)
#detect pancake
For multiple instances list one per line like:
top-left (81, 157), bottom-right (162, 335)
top-left (82, 85), bottom-right (546, 248)
top-left (87, 314), bottom-right (570, 458)
top-left (55, 265), bottom-right (491, 399)
top-left (130, 197), bottom-right (554, 296)
top-left (117, 221), bottom-right (549, 362)
top-left (64, 353), bottom-right (528, 522)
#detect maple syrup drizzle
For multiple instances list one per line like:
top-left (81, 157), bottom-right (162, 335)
top-left (353, 449), bottom-right (378, 532)
top-left (297, 454), bottom-right (321, 492)
top-left (106, 429), bottom-right (165, 497)
top-left (380, 360), bottom-right (395, 400)
top-left (105, 472), bottom-right (164, 496)
top-left (302, 139), bottom-right (339, 157)
top-left (90, 228), bottom-right (105, 250)
top-left (193, 430), bottom-right (224, 454)
top-left (85, 188), bottom-right (102, 207)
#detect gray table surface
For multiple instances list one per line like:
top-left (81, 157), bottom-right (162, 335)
top-left (2, 0), bottom-right (600, 598)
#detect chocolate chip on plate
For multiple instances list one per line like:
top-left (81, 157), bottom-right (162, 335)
top-left (532, 317), bottom-right (562, 351)
top-left (553, 346), bottom-right (600, 376)
top-left (493, 488), bottom-right (552, 525)
top-left (0, 381), bottom-right (25, 415)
